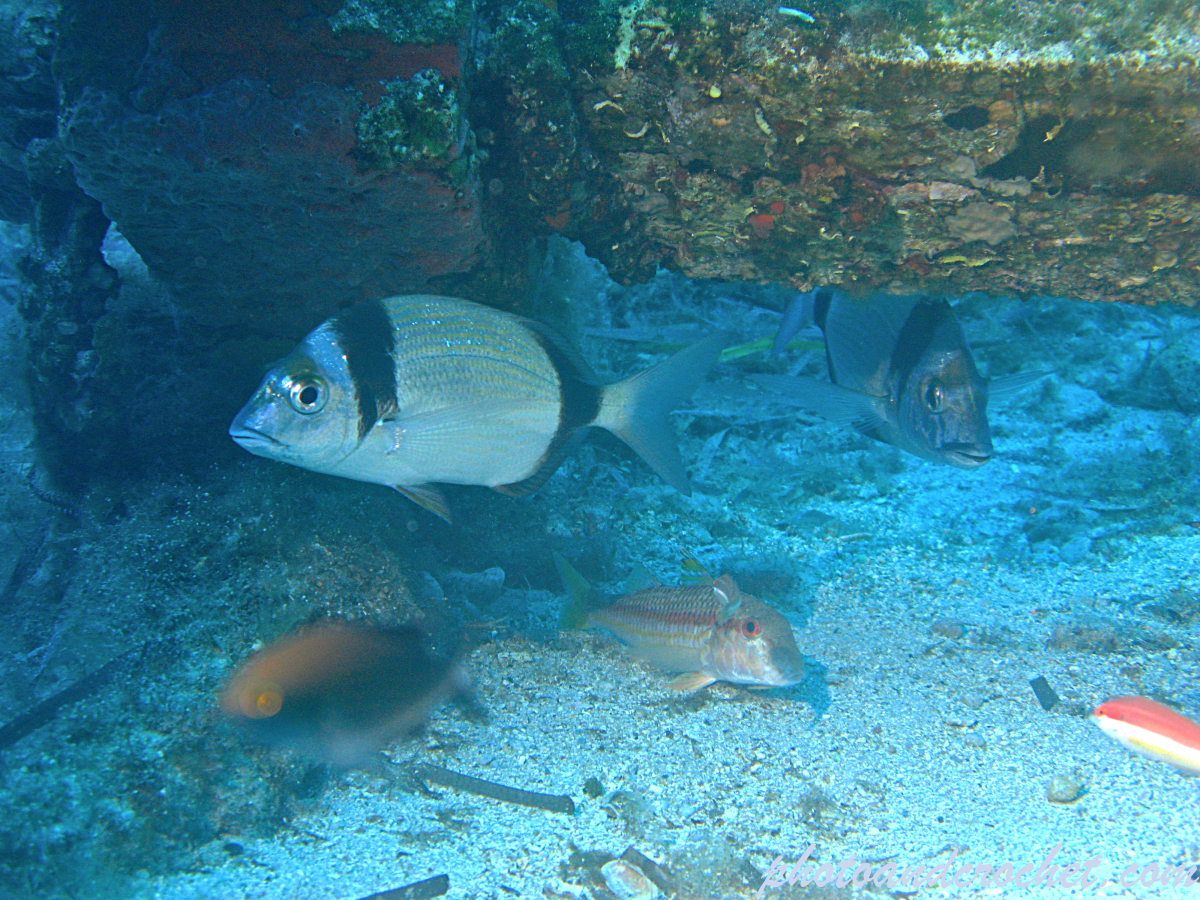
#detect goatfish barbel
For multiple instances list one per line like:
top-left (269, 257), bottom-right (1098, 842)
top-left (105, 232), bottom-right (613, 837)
top-left (1091, 695), bottom-right (1200, 776)
top-left (220, 623), bottom-right (470, 768)
top-left (756, 288), bottom-right (1046, 468)
top-left (553, 553), bottom-right (804, 691)
top-left (230, 295), bottom-right (728, 521)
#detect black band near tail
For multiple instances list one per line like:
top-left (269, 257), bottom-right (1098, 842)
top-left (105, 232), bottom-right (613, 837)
top-left (495, 327), bottom-right (601, 497)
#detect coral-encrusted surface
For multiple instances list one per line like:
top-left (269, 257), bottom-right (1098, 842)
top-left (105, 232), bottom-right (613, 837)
top-left (532, 0), bottom-right (1200, 307)
top-left (62, 77), bottom-right (480, 337)
top-left (38, 0), bottom-right (1200, 343)
top-left (56, 0), bottom-right (482, 336)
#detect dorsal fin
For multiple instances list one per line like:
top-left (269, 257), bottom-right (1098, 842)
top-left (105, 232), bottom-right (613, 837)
top-left (712, 575), bottom-right (743, 620)
top-left (679, 557), bottom-right (712, 584)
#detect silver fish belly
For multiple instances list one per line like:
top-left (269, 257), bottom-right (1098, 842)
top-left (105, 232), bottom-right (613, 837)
top-left (338, 296), bottom-right (574, 488)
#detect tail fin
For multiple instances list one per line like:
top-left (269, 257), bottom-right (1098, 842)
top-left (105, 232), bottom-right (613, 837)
top-left (771, 290), bottom-right (818, 357)
top-left (596, 330), bottom-right (729, 495)
top-left (553, 552), bottom-right (598, 630)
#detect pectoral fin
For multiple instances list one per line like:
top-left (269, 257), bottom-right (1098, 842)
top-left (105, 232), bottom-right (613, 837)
top-left (669, 672), bottom-right (718, 692)
top-left (989, 370), bottom-right (1054, 403)
top-left (751, 374), bottom-right (887, 432)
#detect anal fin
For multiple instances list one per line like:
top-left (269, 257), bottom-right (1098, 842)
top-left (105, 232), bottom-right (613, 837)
top-left (493, 431), bottom-right (585, 498)
top-left (751, 374), bottom-right (886, 432)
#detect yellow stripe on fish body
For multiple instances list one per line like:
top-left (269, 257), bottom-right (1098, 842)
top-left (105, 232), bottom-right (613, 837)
top-left (229, 295), bottom-right (728, 521)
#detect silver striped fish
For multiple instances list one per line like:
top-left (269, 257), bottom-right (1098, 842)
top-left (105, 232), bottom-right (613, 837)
top-left (230, 295), bottom-right (727, 520)
top-left (554, 553), bottom-right (805, 691)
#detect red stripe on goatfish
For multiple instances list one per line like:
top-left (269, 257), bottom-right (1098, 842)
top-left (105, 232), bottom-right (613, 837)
top-left (554, 553), bottom-right (805, 691)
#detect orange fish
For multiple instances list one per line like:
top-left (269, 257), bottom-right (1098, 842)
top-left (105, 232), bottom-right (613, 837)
top-left (220, 624), bottom-right (469, 767)
top-left (1091, 695), bottom-right (1200, 776)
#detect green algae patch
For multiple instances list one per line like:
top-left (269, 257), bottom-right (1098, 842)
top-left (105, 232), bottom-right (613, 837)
top-left (354, 70), bottom-right (466, 173)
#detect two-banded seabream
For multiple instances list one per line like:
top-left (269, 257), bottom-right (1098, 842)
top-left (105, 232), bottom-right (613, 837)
top-left (230, 294), bottom-right (727, 519)
top-left (757, 288), bottom-right (1046, 468)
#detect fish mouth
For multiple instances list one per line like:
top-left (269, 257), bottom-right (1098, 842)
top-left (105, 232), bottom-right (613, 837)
top-left (771, 664), bottom-right (806, 688)
top-left (229, 425), bottom-right (284, 449)
top-left (766, 648), bottom-right (806, 687)
top-left (941, 443), bottom-right (992, 468)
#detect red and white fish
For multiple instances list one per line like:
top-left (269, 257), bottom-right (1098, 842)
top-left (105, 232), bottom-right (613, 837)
top-left (1091, 695), bottom-right (1200, 776)
top-left (554, 553), bottom-right (805, 691)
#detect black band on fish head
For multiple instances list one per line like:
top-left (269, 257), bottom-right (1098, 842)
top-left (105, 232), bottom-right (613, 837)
top-left (889, 298), bottom-right (943, 384)
top-left (811, 287), bottom-right (838, 332)
top-left (331, 299), bottom-right (398, 441)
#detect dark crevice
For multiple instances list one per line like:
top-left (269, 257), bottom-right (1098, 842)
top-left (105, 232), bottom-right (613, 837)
top-left (981, 115), bottom-right (1095, 182)
top-left (942, 105), bottom-right (989, 130)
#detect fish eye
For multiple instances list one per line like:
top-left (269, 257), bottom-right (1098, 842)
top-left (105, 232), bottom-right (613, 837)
top-left (925, 381), bottom-right (945, 412)
top-left (742, 618), bottom-right (760, 637)
top-left (254, 689), bottom-right (283, 718)
top-left (287, 378), bottom-right (327, 415)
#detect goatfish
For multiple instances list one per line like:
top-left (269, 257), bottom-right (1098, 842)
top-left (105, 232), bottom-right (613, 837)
top-left (1091, 695), bottom-right (1200, 776)
top-left (220, 623), bottom-right (469, 767)
top-left (230, 295), bottom-right (727, 522)
top-left (553, 553), bottom-right (804, 691)
top-left (755, 288), bottom-right (1046, 468)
